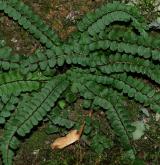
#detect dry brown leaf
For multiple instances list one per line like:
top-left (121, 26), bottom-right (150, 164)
top-left (51, 122), bottom-right (85, 149)
top-left (51, 111), bottom-right (92, 150)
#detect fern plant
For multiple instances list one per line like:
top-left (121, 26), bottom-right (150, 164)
top-left (0, 0), bottom-right (160, 164)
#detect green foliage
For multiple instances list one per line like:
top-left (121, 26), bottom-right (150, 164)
top-left (90, 134), bottom-right (113, 154)
top-left (48, 106), bottom-right (75, 130)
top-left (0, 1), bottom-right (159, 164)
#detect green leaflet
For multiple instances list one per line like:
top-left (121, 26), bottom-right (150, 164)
top-left (0, 95), bottom-right (19, 124)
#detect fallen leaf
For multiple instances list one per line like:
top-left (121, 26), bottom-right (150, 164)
top-left (51, 111), bottom-right (92, 149)
top-left (51, 122), bottom-right (85, 149)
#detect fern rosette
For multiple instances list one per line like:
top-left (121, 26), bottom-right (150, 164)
top-left (0, 1), bottom-right (159, 164)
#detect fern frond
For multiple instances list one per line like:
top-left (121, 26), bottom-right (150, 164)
top-left (1, 75), bottom-right (69, 165)
top-left (99, 63), bottom-right (160, 84)
top-left (20, 49), bottom-right (56, 73)
top-left (0, 71), bottom-right (42, 98)
top-left (87, 11), bottom-right (147, 37)
top-left (74, 80), bottom-right (135, 150)
top-left (68, 68), bottom-right (160, 113)
top-left (77, 1), bottom-right (147, 35)
top-left (6, 0), bottom-right (60, 45)
top-left (67, 75), bottom-right (134, 149)
top-left (0, 0), bottom-right (59, 49)
top-left (0, 144), bottom-right (15, 165)
top-left (93, 95), bottom-right (134, 149)
top-left (98, 26), bottom-right (159, 49)
top-left (111, 73), bottom-right (160, 112)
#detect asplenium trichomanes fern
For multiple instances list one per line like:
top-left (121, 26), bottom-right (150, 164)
top-left (0, 0), bottom-right (160, 164)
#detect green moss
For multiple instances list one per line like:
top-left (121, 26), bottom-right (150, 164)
top-left (25, 129), bottom-right (49, 150)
